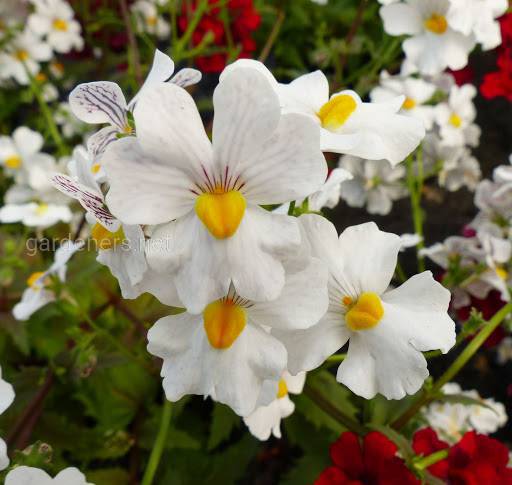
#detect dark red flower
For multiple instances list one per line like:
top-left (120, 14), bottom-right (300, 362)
top-left (315, 432), bottom-right (419, 485)
top-left (412, 428), bottom-right (449, 480)
top-left (447, 431), bottom-right (512, 484)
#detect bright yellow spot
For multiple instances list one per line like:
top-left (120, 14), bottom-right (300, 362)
top-left (15, 50), bottom-right (29, 61)
top-left (35, 72), bottom-right (47, 83)
top-left (402, 97), bottom-right (416, 110)
top-left (146, 15), bottom-right (157, 27)
top-left (424, 13), bottom-right (448, 35)
top-left (449, 113), bottom-right (462, 128)
top-left (277, 379), bottom-right (288, 398)
top-left (317, 94), bottom-right (357, 131)
top-left (203, 299), bottom-right (247, 349)
top-left (496, 266), bottom-right (508, 280)
top-left (90, 223), bottom-right (126, 250)
top-left (342, 295), bottom-right (353, 307)
top-left (195, 190), bottom-right (246, 239)
top-left (53, 18), bottom-right (68, 31)
top-left (122, 124), bottom-right (133, 134)
top-left (35, 203), bottom-right (49, 215)
top-left (27, 271), bottom-right (45, 288)
top-left (345, 292), bottom-right (384, 331)
top-left (4, 155), bottom-right (21, 169)
top-left (91, 163), bottom-right (101, 174)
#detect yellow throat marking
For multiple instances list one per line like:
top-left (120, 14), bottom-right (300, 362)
top-left (345, 292), bottom-right (384, 331)
top-left (203, 298), bottom-right (247, 349)
top-left (4, 155), bottom-right (21, 169)
top-left (424, 13), bottom-right (448, 35)
top-left (317, 94), bottom-right (357, 131)
top-left (91, 223), bottom-right (126, 250)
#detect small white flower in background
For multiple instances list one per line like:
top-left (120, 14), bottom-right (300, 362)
top-left (244, 372), bottom-right (306, 441)
top-left (274, 216), bottom-right (456, 400)
top-left (222, 59), bottom-right (425, 165)
top-left (380, 0), bottom-right (475, 76)
top-left (0, 0), bottom-right (29, 38)
top-left (370, 71), bottom-right (437, 129)
top-left (438, 148), bottom-right (481, 192)
top-left (497, 337), bottom-right (512, 365)
top-left (147, 261), bottom-right (328, 417)
top-left (55, 102), bottom-right (88, 139)
top-left (447, 0), bottom-right (508, 51)
top-left (12, 240), bottom-right (83, 321)
top-left (435, 84), bottom-right (480, 148)
top-left (337, 155), bottom-right (407, 215)
top-left (69, 49), bottom-right (201, 163)
top-left (105, 66), bottom-right (326, 313)
top-left (0, 28), bottom-right (52, 85)
top-left (304, 167), bottom-right (353, 212)
top-left (472, 179), bottom-right (512, 233)
top-left (400, 233), bottom-right (422, 251)
top-left (0, 366), bottom-right (15, 471)
top-left (5, 466), bottom-right (94, 485)
top-left (28, 0), bottom-right (84, 54)
top-left (131, 0), bottom-right (170, 39)
top-left (425, 382), bottom-right (508, 443)
top-left (0, 202), bottom-right (72, 228)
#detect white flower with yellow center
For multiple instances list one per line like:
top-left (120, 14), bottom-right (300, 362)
top-left (0, 29), bottom-right (52, 85)
top-left (380, 0), bottom-right (476, 76)
top-left (131, 0), bottom-right (170, 39)
top-left (222, 60), bottom-right (425, 165)
top-left (243, 371), bottom-right (306, 441)
top-left (147, 260), bottom-right (328, 416)
top-left (28, 0), bottom-right (83, 54)
top-left (274, 215), bottom-right (456, 400)
top-left (12, 240), bottom-right (83, 321)
top-left (438, 147), bottom-right (481, 192)
top-left (435, 84), bottom-right (480, 148)
top-left (0, 366), bottom-right (15, 471)
top-left (370, 71), bottom-right (437, 129)
top-left (104, 67), bottom-right (326, 313)
top-left (5, 466), bottom-right (93, 485)
top-left (447, 0), bottom-right (508, 51)
top-left (0, 202), bottom-right (72, 228)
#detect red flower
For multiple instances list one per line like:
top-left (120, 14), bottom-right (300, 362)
top-left (412, 428), bottom-right (449, 480)
top-left (447, 431), bottom-right (512, 484)
top-left (315, 432), bottom-right (419, 485)
top-left (179, 0), bottom-right (261, 73)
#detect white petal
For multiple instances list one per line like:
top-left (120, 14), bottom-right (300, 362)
top-left (0, 439), bottom-right (8, 471)
top-left (380, 3), bottom-right (423, 35)
top-left (54, 468), bottom-right (91, 485)
top-left (0, 371), bottom-right (14, 414)
top-left (279, 70), bottom-right (330, 115)
top-left (13, 126), bottom-right (43, 156)
top-left (170, 68), bottom-right (202, 88)
top-left (86, 126), bottom-right (118, 164)
top-left (5, 466), bottom-right (53, 485)
top-left (12, 288), bottom-right (55, 321)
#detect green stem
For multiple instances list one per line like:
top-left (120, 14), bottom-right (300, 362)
top-left (406, 151), bottom-right (425, 273)
top-left (174, 0), bottom-right (209, 62)
top-left (392, 302), bottom-right (512, 430)
top-left (141, 400), bottom-right (173, 485)
top-left (258, 8), bottom-right (285, 62)
top-left (287, 200), bottom-right (296, 216)
top-left (414, 449), bottom-right (449, 471)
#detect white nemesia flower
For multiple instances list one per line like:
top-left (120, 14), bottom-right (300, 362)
top-left (274, 216), bottom-right (456, 400)
top-left (221, 59), bottom-right (425, 165)
top-left (0, 366), bottom-right (15, 471)
top-left (306, 167), bottom-right (353, 212)
top-left (0, 202), bottom-right (72, 228)
top-left (55, 102), bottom-right (88, 139)
top-left (104, 67), bottom-right (326, 313)
top-left (244, 371), bottom-right (306, 440)
top-left (400, 233), bottom-right (423, 251)
top-left (447, 0), bottom-right (508, 50)
top-left (12, 240), bottom-right (83, 321)
top-left (337, 155), bottom-right (407, 215)
top-left (28, 0), bottom-right (84, 54)
top-left (370, 71), bottom-right (437, 129)
top-left (5, 466), bottom-right (93, 485)
top-left (132, 0), bottom-right (170, 39)
top-left (147, 261), bottom-right (328, 416)
top-left (380, 0), bottom-right (475, 76)
top-left (0, 29), bottom-right (52, 85)
top-left (434, 84), bottom-right (480, 148)
top-left (438, 148), bottom-right (481, 192)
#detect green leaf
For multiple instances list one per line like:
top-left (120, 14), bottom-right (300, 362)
top-left (207, 403), bottom-right (241, 451)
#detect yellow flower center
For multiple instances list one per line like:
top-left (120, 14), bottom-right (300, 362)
top-left (91, 163), bottom-right (101, 174)
top-left (449, 113), bottom-right (462, 128)
top-left (15, 50), bottom-right (29, 61)
top-left (51, 61), bottom-right (64, 74)
top-left (90, 222), bottom-right (126, 250)
top-left (277, 379), bottom-right (288, 398)
top-left (53, 18), bottom-right (68, 31)
top-left (203, 298), bottom-right (247, 349)
top-left (27, 271), bottom-right (46, 289)
top-left (317, 94), bottom-right (357, 131)
top-left (147, 15), bottom-right (157, 26)
top-left (496, 266), bottom-right (508, 280)
top-left (4, 155), bottom-right (21, 169)
top-left (402, 97), bottom-right (416, 110)
top-left (345, 292), bottom-right (384, 331)
top-left (195, 189), bottom-right (246, 239)
top-left (35, 203), bottom-right (49, 215)
top-left (424, 13), bottom-right (448, 35)
top-left (35, 72), bottom-right (47, 83)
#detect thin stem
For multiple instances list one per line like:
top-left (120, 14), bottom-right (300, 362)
top-left (141, 400), bottom-right (173, 485)
top-left (258, 8), bottom-right (285, 62)
top-left (119, 0), bottom-right (143, 86)
top-left (414, 449), bottom-right (449, 471)
top-left (174, 0), bottom-right (209, 62)
top-left (392, 302), bottom-right (512, 430)
top-left (406, 151), bottom-right (425, 273)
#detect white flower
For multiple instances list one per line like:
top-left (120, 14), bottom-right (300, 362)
top-left (54, 102), bottom-right (87, 139)
top-left (12, 240), bottom-right (83, 320)
top-left (244, 371), bottom-right (306, 440)
top-left (104, 67), bottom-right (326, 313)
top-left (400, 233), bottom-right (423, 251)
top-left (28, 0), bottom-right (84, 54)
top-left (380, 0), bottom-right (475, 75)
top-left (439, 148), bottom-right (481, 192)
top-left (0, 366), bottom-right (15, 471)
top-left (447, 0), bottom-right (508, 50)
top-left (5, 466), bottom-right (93, 485)
top-left (0, 0), bottom-right (28, 39)
top-left (221, 60), bottom-right (425, 165)
top-left (370, 71), bottom-right (437, 129)
top-left (274, 216), bottom-right (456, 400)
top-left (132, 0), bottom-right (170, 39)
top-left (497, 337), bottom-right (512, 365)
top-left (0, 202), bottom-right (72, 228)
top-left (337, 155), bottom-right (407, 215)
top-left (306, 168), bottom-right (353, 211)
top-left (434, 84), bottom-right (480, 148)
top-left (147, 261), bottom-right (328, 416)
top-left (0, 29), bottom-right (52, 85)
